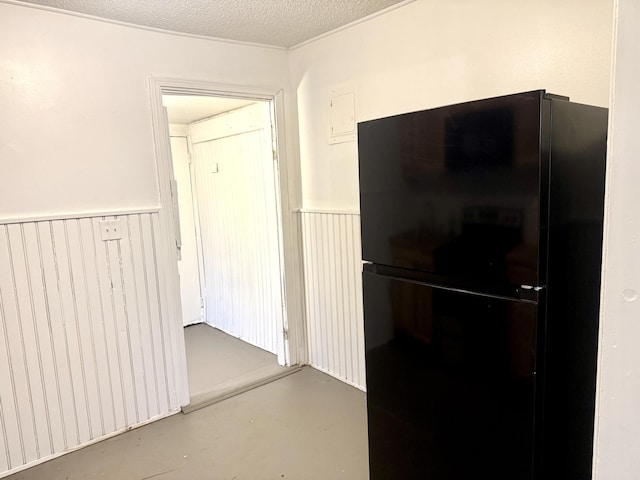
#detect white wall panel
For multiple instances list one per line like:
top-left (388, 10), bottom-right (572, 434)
top-left (593, 1), bottom-right (640, 478)
top-left (191, 103), bottom-right (283, 357)
top-left (140, 214), bottom-right (173, 415)
top-left (0, 212), bottom-right (180, 477)
top-left (300, 211), bottom-right (365, 389)
top-left (169, 136), bottom-right (203, 327)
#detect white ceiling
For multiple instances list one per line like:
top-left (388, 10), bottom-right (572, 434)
top-left (16, 0), bottom-right (409, 48)
top-left (163, 95), bottom-right (257, 124)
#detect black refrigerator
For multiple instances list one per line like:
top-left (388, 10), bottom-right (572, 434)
top-left (358, 90), bottom-right (607, 480)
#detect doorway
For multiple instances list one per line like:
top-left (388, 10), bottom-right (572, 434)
top-left (152, 82), bottom-right (298, 412)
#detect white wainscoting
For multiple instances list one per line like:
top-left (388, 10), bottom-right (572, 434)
top-left (0, 212), bottom-right (181, 477)
top-left (190, 103), bottom-right (284, 358)
top-left (300, 211), bottom-right (366, 390)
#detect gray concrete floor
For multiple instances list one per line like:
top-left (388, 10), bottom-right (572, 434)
top-left (6, 367), bottom-right (369, 480)
top-left (184, 324), bottom-right (278, 397)
top-left (183, 323), bottom-right (299, 413)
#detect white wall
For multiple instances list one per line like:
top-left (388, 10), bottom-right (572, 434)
top-left (0, 2), bottom-right (298, 476)
top-left (0, 2), bottom-right (295, 221)
top-left (290, 0), bottom-right (614, 212)
top-left (593, 0), bottom-right (640, 478)
top-left (290, 0), bottom-right (614, 388)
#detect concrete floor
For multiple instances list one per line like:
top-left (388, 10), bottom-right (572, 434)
top-left (6, 367), bottom-right (369, 480)
top-left (184, 324), bottom-right (279, 396)
top-left (183, 323), bottom-right (299, 413)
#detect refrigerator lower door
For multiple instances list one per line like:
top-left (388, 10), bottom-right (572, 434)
top-left (363, 272), bottom-right (536, 480)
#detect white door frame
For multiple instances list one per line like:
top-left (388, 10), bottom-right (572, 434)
top-left (148, 76), bottom-right (302, 407)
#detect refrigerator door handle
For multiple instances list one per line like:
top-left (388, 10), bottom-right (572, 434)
top-left (362, 262), bottom-right (376, 274)
top-left (518, 285), bottom-right (543, 302)
top-left (521, 284), bottom-right (545, 292)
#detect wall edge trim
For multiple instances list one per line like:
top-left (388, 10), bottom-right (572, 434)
top-left (289, 0), bottom-right (416, 50)
top-left (0, 0), bottom-right (287, 50)
top-left (0, 207), bottom-right (162, 225)
top-left (296, 208), bottom-right (360, 216)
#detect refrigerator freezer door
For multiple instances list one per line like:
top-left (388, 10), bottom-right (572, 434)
top-left (358, 91), bottom-right (543, 286)
top-left (364, 272), bottom-right (536, 480)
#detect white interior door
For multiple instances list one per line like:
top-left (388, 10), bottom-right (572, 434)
top-left (189, 102), bottom-right (284, 356)
top-left (170, 135), bottom-right (203, 326)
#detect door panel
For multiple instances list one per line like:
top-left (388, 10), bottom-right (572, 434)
top-left (190, 103), bottom-right (283, 355)
top-left (364, 272), bottom-right (536, 480)
top-left (170, 136), bottom-right (202, 327)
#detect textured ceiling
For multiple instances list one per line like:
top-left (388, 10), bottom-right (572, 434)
top-left (16, 0), bottom-right (408, 48)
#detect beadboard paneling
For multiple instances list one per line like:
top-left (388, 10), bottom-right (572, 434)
top-left (191, 103), bottom-right (284, 356)
top-left (300, 211), bottom-right (365, 389)
top-left (0, 213), bottom-right (179, 477)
